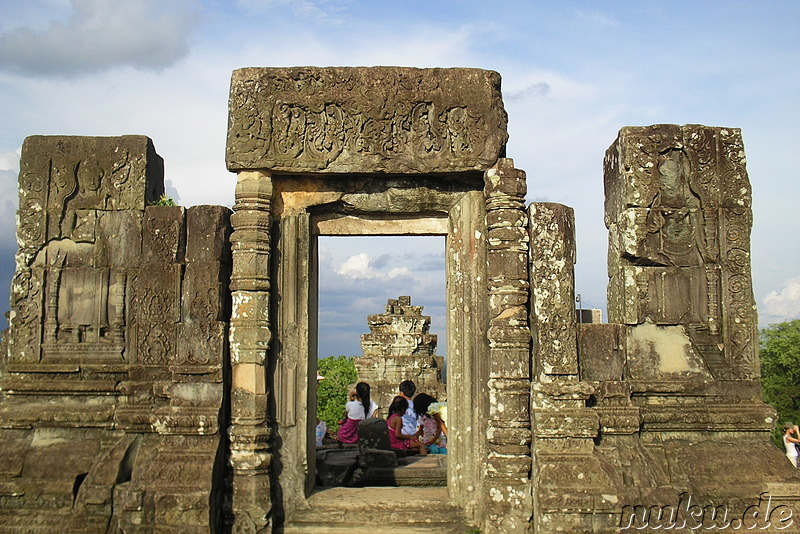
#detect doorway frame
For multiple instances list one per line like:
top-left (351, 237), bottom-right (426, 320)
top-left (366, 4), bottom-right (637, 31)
top-left (226, 167), bottom-right (532, 529)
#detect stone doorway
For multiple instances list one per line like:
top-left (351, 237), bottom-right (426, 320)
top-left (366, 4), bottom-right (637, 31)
top-left (225, 67), bottom-right (527, 531)
top-left (263, 179), bottom-right (490, 524)
top-left (316, 235), bottom-right (447, 410)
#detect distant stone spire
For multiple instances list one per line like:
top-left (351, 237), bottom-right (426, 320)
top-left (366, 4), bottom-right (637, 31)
top-left (354, 296), bottom-right (445, 413)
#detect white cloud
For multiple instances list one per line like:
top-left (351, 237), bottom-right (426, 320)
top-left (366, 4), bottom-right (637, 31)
top-left (761, 278), bottom-right (800, 324)
top-left (0, 0), bottom-right (200, 77)
top-left (337, 252), bottom-right (374, 279)
top-left (336, 253), bottom-right (413, 281)
top-left (0, 149), bottom-right (21, 173)
top-left (387, 267), bottom-right (411, 279)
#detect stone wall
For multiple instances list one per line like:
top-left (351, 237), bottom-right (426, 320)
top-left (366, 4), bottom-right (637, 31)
top-left (0, 136), bottom-right (232, 533)
top-left (526, 125), bottom-right (800, 533)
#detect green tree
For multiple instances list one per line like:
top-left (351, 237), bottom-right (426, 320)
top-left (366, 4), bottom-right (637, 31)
top-left (316, 355), bottom-right (357, 433)
top-left (760, 319), bottom-right (800, 447)
top-left (149, 195), bottom-right (176, 206)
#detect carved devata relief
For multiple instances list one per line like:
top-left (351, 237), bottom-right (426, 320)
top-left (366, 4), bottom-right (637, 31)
top-left (612, 126), bottom-right (757, 380)
top-left (37, 244), bottom-right (126, 363)
top-left (9, 143), bottom-right (147, 364)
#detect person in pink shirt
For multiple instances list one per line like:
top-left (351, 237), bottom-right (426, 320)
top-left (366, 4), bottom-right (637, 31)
top-left (386, 396), bottom-right (426, 456)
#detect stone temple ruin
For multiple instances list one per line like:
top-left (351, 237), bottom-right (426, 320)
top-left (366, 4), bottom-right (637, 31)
top-left (1, 66), bottom-right (799, 533)
top-left (355, 296), bottom-right (445, 411)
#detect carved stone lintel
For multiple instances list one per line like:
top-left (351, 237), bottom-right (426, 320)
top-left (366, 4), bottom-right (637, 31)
top-left (226, 67), bottom-right (508, 174)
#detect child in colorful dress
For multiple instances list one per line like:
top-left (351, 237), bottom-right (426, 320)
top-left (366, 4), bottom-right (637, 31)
top-left (337, 382), bottom-right (378, 444)
top-left (413, 393), bottom-right (447, 454)
top-left (386, 396), bottom-right (427, 455)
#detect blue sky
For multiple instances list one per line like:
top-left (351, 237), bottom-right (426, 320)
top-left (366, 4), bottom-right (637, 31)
top-left (0, 0), bottom-right (798, 356)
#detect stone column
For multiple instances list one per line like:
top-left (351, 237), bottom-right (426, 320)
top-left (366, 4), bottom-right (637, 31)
top-left (528, 202), bottom-right (602, 532)
top-left (229, 170), bottom-right (273, 533)
top-left (529, 203), bottom-right (578, 377)
top-left (483, 158), bottom-right (532, 532)
top-left (447, 190), bottom-right (489, 520)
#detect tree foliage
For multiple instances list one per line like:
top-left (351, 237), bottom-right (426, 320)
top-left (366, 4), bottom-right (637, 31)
top-left (316, 355), bottom-right (357, 433)
top-left (760, 319), bottom-right (800, 446)
top-left (149, 195), bottom-right (176, 206)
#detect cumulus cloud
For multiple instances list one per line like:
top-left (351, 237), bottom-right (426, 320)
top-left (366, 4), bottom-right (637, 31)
top-left (336, 252), bottom-right (412, 281)
top-left (761, 278), bottom-right (800, 324)
top-left (0, 0), bottom-right (200, 77)
top-left (336, 252), bottom-right (373, 279)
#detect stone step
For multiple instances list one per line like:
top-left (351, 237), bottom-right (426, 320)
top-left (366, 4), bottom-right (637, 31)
top-left (283, 487), bottom-right (474, 534)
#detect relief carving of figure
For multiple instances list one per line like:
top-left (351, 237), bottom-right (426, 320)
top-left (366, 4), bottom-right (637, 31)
top-left (410, 102), bottom-right (443, 154)
top-left (645, 154), bottom-right (710, 267)
top-left (273, 103), bottom-right (306, 158)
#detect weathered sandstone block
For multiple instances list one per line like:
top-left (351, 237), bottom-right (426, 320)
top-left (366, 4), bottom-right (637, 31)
top-left (226, 67), bottom-right (508, 174)
top-left (605, 124), bottom-right (758, 381)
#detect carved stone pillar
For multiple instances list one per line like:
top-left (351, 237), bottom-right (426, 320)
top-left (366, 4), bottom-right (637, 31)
top-left (483, 158), bottom-right (532, 532)
top-left (229, 170), bottom-right (273, 532)
top-left (528, 203), bottom-right (578, 378)
top-left (529, 203), bottom-right (604, 532)
top-left (447, 190), bottom-right (489, 520)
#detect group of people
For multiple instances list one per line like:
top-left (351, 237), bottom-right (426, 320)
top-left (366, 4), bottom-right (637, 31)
top-left (337, 379), bottom-right (447, 455)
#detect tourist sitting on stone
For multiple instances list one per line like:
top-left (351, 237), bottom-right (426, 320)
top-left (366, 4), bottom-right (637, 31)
top-left (783, 422), bottom-right (800, 468)
top-left (337, 382), bottom-right (379, 444)
top-left (399, 379), bottom-right (418, 436)
top-left (386, 396), bottom-right (427, 456)
top-left (428, 400), bottom-right (448, 438)
top-left (413, 393), bottom-right (447, 454)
